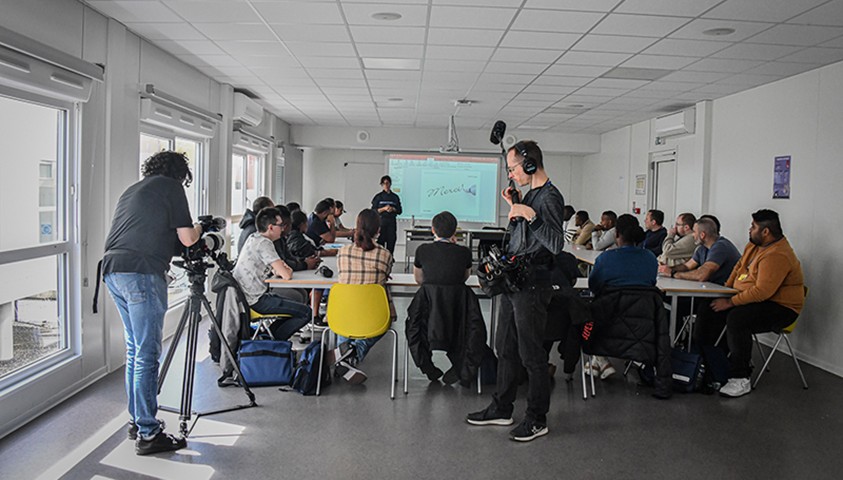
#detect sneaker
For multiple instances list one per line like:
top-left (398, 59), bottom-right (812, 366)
top-left (719, 378), bottom-right (751, 398)
top-left (548, 363), bottom-right (557, 379)
top-left (590, 356), bottom-right (616, 380)
top-left (442, 367), bottom-right (459, 385)
top-left (135, 432), bottom-right (186, 456)
top-left (325, 343), bottom-right (355, 367)
top-left (509, 418), bottom-right (548, 442)
top-left (466, 404), bottom-right (514, 426)
top-left (127, 419), bottom-right (165, 441)
top-left (335, 360), bottom-right (367, 384)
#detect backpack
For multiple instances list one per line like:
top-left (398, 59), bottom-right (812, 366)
top-left (290, 341), bottom-right (331, 395)
top-left (670, 347), bottom-right (705, 393)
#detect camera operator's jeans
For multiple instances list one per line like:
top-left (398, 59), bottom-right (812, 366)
top-left (251, 292), bottom-right (312, 340)
top-left (104, 272), bottom-right (168, 440)
top-left (492, 287), bottom-right (554, 424)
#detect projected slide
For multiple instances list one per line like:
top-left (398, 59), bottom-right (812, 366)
top-left (388, 154), bottom-right (499, 223)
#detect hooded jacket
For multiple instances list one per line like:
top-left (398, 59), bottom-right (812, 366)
top-left (237, 209), bottom-right (257, 253)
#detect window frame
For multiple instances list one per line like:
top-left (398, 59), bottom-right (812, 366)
top-left (0, 85), bottom-right (80, 390)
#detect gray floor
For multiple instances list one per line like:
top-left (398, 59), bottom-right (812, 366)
top-left (2, 294), bottom-right (842, 480)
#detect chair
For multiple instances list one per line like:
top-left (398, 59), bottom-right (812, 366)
top-left (715, 286), bottom-right (808, 390)
top-left (316, 283), bottom-right (398, 398)
top-left (248, 310), bottom-right (291, 340)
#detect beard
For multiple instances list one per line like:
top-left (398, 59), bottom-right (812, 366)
top-left (749, 233), bottom-right (762, 246)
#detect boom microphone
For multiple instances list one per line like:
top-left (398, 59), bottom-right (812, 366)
top-left (490, 120), bottom-right (506, 145)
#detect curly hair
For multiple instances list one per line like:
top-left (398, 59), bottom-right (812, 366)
top-left (141, 151), bottom-right (193, 187)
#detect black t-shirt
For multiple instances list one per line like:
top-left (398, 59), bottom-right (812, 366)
top-left (306, 212), bottom-right (329, 245)
top-left (413, 241), bottom-right (473, 285)
top-left (103, 175), bottom-right (193, 275)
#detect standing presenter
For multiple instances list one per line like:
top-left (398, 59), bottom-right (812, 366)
top-left (371, 175), bottom-right (402, 254)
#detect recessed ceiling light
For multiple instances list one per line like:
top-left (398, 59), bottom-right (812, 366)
top-left (703, 27), bottom-right (736, 36)
top-left (387, 97), bottom-right (403, 102)
top-left (567, 104), bottom-right (585, 109)
top-left (372, 12), bottom-right (402, 21)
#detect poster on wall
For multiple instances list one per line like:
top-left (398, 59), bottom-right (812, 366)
top-left (773, 155), bottom-right (791, 199)
top-left (635, 174), bottom-right (646, 195)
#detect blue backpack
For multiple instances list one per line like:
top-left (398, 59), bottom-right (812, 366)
top-left (291, 341), bottom-right (330, 395)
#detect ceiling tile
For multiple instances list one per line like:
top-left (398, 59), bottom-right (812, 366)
top-left (350, 26), bottom-right (426, 44)
top-left (285, 42), bottom-right (357, 57)
top-left (424, 59), bottom-right (488, 72)
top-left (572, 34), bottom-right (658, 53)
top-left (621, 54), bottom-right (697, 69)
top-left (216, 41), bottom-right (288, 57)
top-left (717, 73), bottom-right (785, 86)
top-left (154, 40), bottom-right (226, 56)
top-left (703, 0), bottom-right (828, 23)
top-left (710, 43), bottom-right (802, 61)
top-left (588, 78), bottom-right (651, 89)
top-left (125, 22), bottom-right (206, 40)
top-left (643, 38), bottom-right (732, 57)
top-left (427, 28), bottom-right (506, 47)
top-left (658, 70), bottom-right (731, 82)
top-left (500, 31), bottom-right (581, 50)
top-left (356, 43), bottom-right (424, 58)
top-left (491, 47), bottom-right (561, 63)
top-left (691, 83), bottom-right (746, 95)
top-left (558, 51), bottom-right (631, 66)
top-left (484, 61), bottom-right (547, 74)
top-left (744, 61), bottom-right (822, 76)
top-left (544, 64), bottom-right (612, 77)
top-left (747, 24), bottom-right (843, 46)
top-left (615, 0), bottom-right (722, 17)
top-left (270, 24), bottom-right (351, 42)
top-left (789, 1), bottom-right (843, 26)
top-left (426, 45), bottom-right (495, 60)
top-left (683, 58), bottom-right (765, 73)
top-left (821, 36), bottom-right (843, 48)
top-left (670, 19), bottom-right (774, 42)
top-left (301, 57), bottom-right (361, 68)
top-left (193, 23), bottom-right (277, 41)
top-left (176, 54), bottom-right (241, 67)
top-left (591, 14), bottom-right (691, 37)
top-left (523, 0), bottom-right (622, 12)
top-left (342, 3), bottom-right (429, 26)
top-left (429, 6), bottom-right (518, 29)
top-left (252, 1), bottom-right (344, 24)
top-left (532, 75), bottom-right (592, 87)
top-left (87, 1), bottom-right (178, 23)
top-left (776, 47), bottom-right (843, 64)
top-left (305, 68), bottom-right (364, 79)
top-left (574, 86), bottom-right (632, 97)
top-left (511, 9), bottom-right (605, 33)
top-left (164, 1), bottom-right (262, 22)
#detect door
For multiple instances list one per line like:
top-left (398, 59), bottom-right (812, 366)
top-left (650, 150), bottom-right (677, 224)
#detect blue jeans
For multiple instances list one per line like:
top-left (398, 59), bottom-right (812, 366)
top-left (337, 335), bottom-right (383, 364)
top-left (251, 292), bottom-right (312, 340)
top-left (104, 272), bottom-right (168, 440)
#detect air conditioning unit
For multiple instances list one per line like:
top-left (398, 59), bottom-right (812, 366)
top-left (654, 108), bottom-right (695, 139)
top-left (233, 92), bottom-right (264, 127)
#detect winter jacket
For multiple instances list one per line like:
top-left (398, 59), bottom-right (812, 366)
top-left (287, 230), bottom-right (318, 259)
top-left (210, 269), bottom-right (252, 380)
top-left (406, 284), bottom-right (487, 385)
top-left (580, 286), bottom-right (672, 398)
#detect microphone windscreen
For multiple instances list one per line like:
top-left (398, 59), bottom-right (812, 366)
top-left (490, 120), bottom-right (506, 145)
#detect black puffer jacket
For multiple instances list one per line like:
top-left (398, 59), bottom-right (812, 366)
top-left (581, 286), bottom-right (672, 398)
top-left (406, 284), bottom-right (487, 385)
top-left (237, 209), bottom-right (257, 253)
top-left (287, 230), bottom-right (318, 259)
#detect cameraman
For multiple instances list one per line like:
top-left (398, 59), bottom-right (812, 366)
top-left (466, 140), bottom-right (565, 442)
top-left (103, 151), bottom-right (203, 455)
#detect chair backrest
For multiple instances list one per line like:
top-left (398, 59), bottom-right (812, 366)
top-left (782, 285), bottom-right (808, 334)
top-left (326, 283), bottom-right (391, 339)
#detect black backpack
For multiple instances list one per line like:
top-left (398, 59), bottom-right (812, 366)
top-left (290, 341), bottom-right (331, 395)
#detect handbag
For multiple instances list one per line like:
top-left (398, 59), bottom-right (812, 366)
top-left (238, 339), bottom-right (294, 386)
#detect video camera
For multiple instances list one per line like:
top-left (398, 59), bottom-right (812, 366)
top-left (477, 244), bottom-right (527, 296)
top-left (180, 216), bottom-right (233, 272)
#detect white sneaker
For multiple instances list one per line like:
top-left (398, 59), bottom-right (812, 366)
top-left (588, 356), bottom-right (616, 379)
top-left (719, 378), bottom-right (751, 398)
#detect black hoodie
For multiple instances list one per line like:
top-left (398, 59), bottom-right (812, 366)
top-left (237, 209), bottom-right (257, 253)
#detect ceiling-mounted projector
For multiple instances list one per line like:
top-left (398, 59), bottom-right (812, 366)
top-left (439, 115), bottom-right (460, 153)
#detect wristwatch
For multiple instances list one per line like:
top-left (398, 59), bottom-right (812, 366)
top-left (527, 214), bottom-right (537, 224)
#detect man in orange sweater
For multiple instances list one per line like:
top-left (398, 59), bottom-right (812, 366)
top-left (694, 209), bottom-right (804, 398)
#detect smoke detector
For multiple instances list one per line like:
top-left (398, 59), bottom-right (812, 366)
top-left (357, 130), bottom-right (370, 143)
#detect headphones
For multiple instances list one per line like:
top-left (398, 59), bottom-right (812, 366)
top-left (513, 141), bottom-right (537, 175)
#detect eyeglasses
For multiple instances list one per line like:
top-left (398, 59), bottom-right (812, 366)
top-left (675, 222), bottom-right (685, 227)
top-left (272, 222), bottom-right (287, 229)
top-left (506, 163), bottom-right (522, 174)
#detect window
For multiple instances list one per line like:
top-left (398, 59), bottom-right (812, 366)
top-left (230, 135), bottom-right (268, 258)
top-left (139, 130), bottom-right (208, 305)
top-left (0, 94), bottom-right (73, 382)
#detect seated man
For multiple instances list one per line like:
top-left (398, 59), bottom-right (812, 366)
top-left (289, 210), bottom-right (337, 258)
top-left (562, 205), bottom-right (577, 243)
top-left (332, 200), bottom-right (354, 238)
top-left (233, 207), bottom-right (312, 340)
top-left (306, 199), bottom-right (337, 247)
top-left (590, 210), bottom-right (617, 251)
top-left (658, 213), bottom-right (697, 267)
top-left (641, 209), bottom-right (667, 256)
top-left (694, 209), bottom-right (804, 398)
top-left (587, 214), bottom-right (658, 380)
top-left (271, 205), bottom-right (319, 305)
top-left (410, 211), bottom-right (476, 384)
top-left (237, 196), bottom-right (274, 254)
top-left (572, 210), bottom-right (595, 248)
top-left (659, 217), bottom-right (740, 285)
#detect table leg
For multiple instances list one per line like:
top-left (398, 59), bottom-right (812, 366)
top-left (669, 295), bottom-right (678, 344)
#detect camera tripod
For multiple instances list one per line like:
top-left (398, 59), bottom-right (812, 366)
top-left (157, 258), bottom-right (257, 437)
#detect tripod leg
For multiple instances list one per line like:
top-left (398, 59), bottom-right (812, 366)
top-left (158, 301), bottom-right (191, 394)
top-left (201, 296), bottom-right (257, 405)
top-left (176, 295), bottom-right (203, 436)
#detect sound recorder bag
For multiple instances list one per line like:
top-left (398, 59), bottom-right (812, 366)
top-left (238, 339), bottom-right (294, 386)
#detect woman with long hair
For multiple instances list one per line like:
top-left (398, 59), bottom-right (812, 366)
top-left (331, 209), bottom-right (395, 384)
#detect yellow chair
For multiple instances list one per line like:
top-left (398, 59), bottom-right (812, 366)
top-left (248, 310), bottom-right (291, 340)
top-left (752, 287), bottom-right (808, 390)
top-left (316, 283), bottom-right (398, 398)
